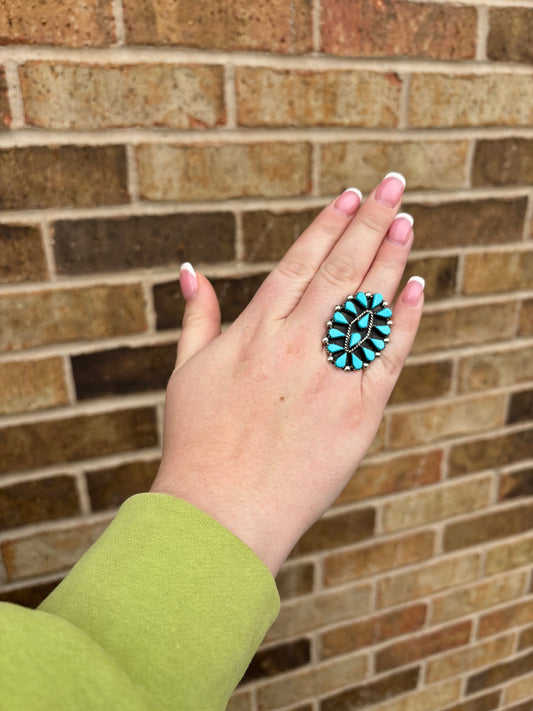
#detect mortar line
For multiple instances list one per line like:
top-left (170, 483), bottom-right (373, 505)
top-left (111, 0), bottom-right (127, 46)
top-left (62, 353), bottom-right (77, 406)
top-left (234, 210), bottom-right (245, 262)
top-left (74, 468), bottom-right (92, 515)
top-left (464, 137), bottom-right (477, 189)
top-left (398, 73), bottom-right (411, 130)
top-left (312, 0), bottom-right (321, 53)
top-left (3, 61), bottom-right (25, 129)
top-left (142, 280), bottom-right (157, 333)
top-left (224, 63), bottom-right (237, 129)
top-left (311, 142), bottom-right (321, 196)
top-left (126, 143), bottom-right (140, 202)
top-left (39, 221), bottom-right (58, 281)
top-left (521, 191), bottom-right (533, 241)
top-left (476, 4), bottom-right (490, 62)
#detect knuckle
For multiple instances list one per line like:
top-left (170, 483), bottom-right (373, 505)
top-left (277, 254), bottom-right (313, 281)
top-left (358, 210), bottom-right (388, 238)
top-left (320, 254), bottom-right (357, 287)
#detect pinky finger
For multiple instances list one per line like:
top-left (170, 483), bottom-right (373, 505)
top-left (363, 276), bottom-right (425, 404)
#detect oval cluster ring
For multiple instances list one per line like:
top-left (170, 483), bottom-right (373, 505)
top-left (323, 292), bottom-right (392, 371)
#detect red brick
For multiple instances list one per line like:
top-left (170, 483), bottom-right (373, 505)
top-left (0, 67), bottom-right (11, 129)
top-left (241, 638), bottom-right (310, 684)
top-left (0, 579), bottom-right (59, 608)
top-left (466, 650), bottom-right (533, 695)
top-left (0, 0), bottom-right (115, 46)
top-left (21, 62), bottom-right (225, 130)
top-left (0, 284), bottom-right (146, 352)
top-left (123, 0), bottom-right (312, 53)
top-left (487, 8), bottom-right (533, 64)
top-left (321, 0), bottom-right (476, 59)
top-left (0, 224), bottom-right (47, 283)
top-left (0, 146), bottom-right (128, 210)
top-left (137, 142), bottom-right (311, 202)
top-left (376, 620), bottom-right (471, 672)
top-left (478, 599), bottom-right (533, 639)
top-left (236, 68), bottom-right (401, 127)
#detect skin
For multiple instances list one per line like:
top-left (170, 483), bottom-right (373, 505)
top-left (151, 176), bottom-right (424, 576)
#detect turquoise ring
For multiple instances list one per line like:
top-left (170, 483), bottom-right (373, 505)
top-left (323, 292), bottom-right (392, 371)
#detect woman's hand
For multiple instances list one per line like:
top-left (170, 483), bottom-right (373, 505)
top-left (151, 174), bottom-right (424, 576)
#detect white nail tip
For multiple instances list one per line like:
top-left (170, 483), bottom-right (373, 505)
top-left (180, 262), bottom-right (196, 276)
top-left (384, 172), bottom-right (407, 188)
top-left (396, 212), bottom-right (414, 225)
top-left (344, 187), bottom-right (363, 200)
top-left (408, 275), bottom-right (425, 289)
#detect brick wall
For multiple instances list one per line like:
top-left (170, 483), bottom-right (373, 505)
top-left (0, 1), bottom-right (532, 709)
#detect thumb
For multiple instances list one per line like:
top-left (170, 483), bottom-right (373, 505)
top-left (175, 263), bottom-right (221, 369)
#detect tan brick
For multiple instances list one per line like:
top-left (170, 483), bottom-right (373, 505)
top-left (226, 691), bottom-right (252, 711)
top-left (0, 146), bottom-right (128, 210)
top-left (242, 207), bottom-right (321, 263)
top-left (290, 508), bottom-right (374, 558)
top-left (426, 635), bottom-right (514, 684)
top-left (323, 531), bottom-right (434, 587)
top-left (21, 62), bottom-right (225, 130)
top-left (518, 299), bottom-right (533, 337)
top-left (0, 358), bottom-right (69, 415)
top-left (376, 553), bottom-right (480, 609)
top-left (449, 429), bottom-right (533, 478)
top-left (1, 519), bottom-right (110, 580)
top-left (412, 302), bottom-right (516, 354)
top-left (377, 621), bottom-right (471, 672)
top-left (444, 502), bottom-right (533, 552)
top-left (337, 450), bottom-right (442, 505)
top-left (431, 571), bottom-right (527, 624)
top-left (0, 284), bottom-right (147, 352)
top-left (0, 68), bottom-right (11, 129)
top-left (137, 142), bottom-right (311, 202)
top-left (0, 408), bottom-right (158, 474)
top-left (389, 360), bottom-right (453, 404)
top-left (466, 649), bottom-right (533, 695)
top-left (237, 68), bottom-right (401, 128)
top-left (265, 583), bottom-right (371, 643)
top-left (320, 140), bottom-right (468, 194)
top-left (404, 255), bottom-right (458, 302)
top-left (256, 653), bottom-right (367, 710)
top-left (519, 625), bottom-right (533, 651)
top-left (123, 0), bottom-right (312, 53)
top-left (366, 679), bottom-right (461, 711)
top-left (478, 599), bottom-right (533, 639)
top-left (382, 476), bottom-right (492, 533)
top-left (320, 603), bottom-right (426, 658)
top-left (504, 672), bottom-right (533, 705)
top-left (321, 0), bottom-right (476, 60)
top-left (473, 139), bottom-right (533, 187)
top-left (488, 8), bottom-right (533, 64)
top-left (388, 394), bottom-right (506, 449)
top-left (430, 691), bottom-right (500, 711)
top-left (458, 346), bottom-right (533, 393)
top-left (0, 0), bottom-right (115, 46)
top-left (462, 250), bottom-right (533, 295)
top-left (406, 197), bottom-right (528, 250)
top-left (409, 74), bottom-right (533, 128)
top-left (0, 224), bottom-right (47, 283)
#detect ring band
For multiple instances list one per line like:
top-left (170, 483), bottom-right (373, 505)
top-left (323, 292), bottom-right (392, 371)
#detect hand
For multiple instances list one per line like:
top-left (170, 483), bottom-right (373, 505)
top-left (151, 174), bottom-right (424, 576)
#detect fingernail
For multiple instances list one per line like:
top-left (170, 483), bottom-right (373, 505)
top-left (180, 262), bottom-right (198, 300)
top-left (334, 187), bottom-right (362, 216)
top-left (404, 275), bottom-right (425, 305)
top-left (375, 172), bottom-right (406, 207)
top-left (388, 212), bottom-right (414, 245)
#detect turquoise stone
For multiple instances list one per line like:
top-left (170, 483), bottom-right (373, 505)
top-left (327, 343), bottom-right (343, 353)
top-left (358, 313), bottom-right (369, 329)
top-left (333, 311), bottom-right (349, 324)
top-left (377, 307), bottom-right (392, 318)
top-left (349, 332), bottom-right (361, 348)
top-left (335, 352), bottom-right (347, 368)
top-left (329, 328), bottom-right (344, 339)
top-left (355, 292), bottom-right (368, 308)
top-left (371, 338), bottom-right (385, 350)
top-left (372, 293), bottom-right (383, 308)
top-left (375, 324), bottom-right (391, 335)
top-left (351, 354), bottom-right (363, 369)
top-left (362, 347), bottom-right (375, 361)
top-left (344, 300), bottom-right (356, 314)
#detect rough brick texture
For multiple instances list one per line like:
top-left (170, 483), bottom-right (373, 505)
top-left (1, 1), bottom-right (532, 709)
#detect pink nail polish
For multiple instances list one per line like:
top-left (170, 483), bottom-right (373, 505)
top-left (403, 276), bottom-right (425, 305)
top-left (388, 212), bottom-right (414, 245)
top-left (334, 187), bottom-right (362, 216)
top-left (180, 262), bottom-right (198, 300)
top-left (375, 172), bottom-right (406, 207)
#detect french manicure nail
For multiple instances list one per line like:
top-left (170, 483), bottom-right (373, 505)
top-left (404, 275), bottom-right (425, 305)
top-left (334, 187), bottom-right (362, 216)
top-left (388, 212), bottom-right (414, 245)
top-left (180, 262), bottom-right (198, 300)
top-left (375, 172), bottom-right (406, 207)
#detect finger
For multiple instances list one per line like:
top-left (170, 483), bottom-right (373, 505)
top-left (295, 173), bottom-right (406, 319)
top-left (362, 275), bottom-right (425, 405)
top-left (175, 263), bottom-right (221, 369)
top-left (247, 188), bottom-right (362, 321)
top-left (358, 212), bottom-right (414, 302)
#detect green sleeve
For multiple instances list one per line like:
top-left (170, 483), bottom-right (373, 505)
top-left (0, 493), bottom-right (280, 711)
